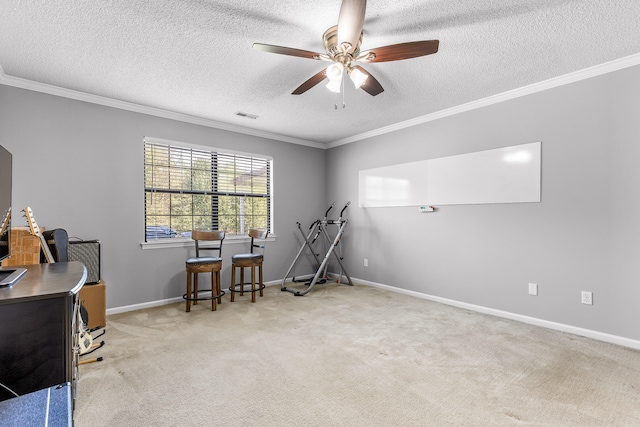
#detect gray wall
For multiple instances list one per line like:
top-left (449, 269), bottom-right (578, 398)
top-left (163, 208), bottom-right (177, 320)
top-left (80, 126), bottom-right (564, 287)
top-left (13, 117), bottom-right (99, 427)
top-left (2, 63), bottom-right (639, 342)
top-left (0, 85), bottom-right (326, 309)
top-left (326, 65), bottom-right (640, 341)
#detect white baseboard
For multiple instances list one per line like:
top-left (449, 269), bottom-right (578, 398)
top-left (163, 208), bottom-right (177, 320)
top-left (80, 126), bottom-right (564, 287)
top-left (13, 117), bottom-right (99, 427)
top-left (106, 278), bottom-right (283, 316)
top-left (106, 296), bottom-right (184, 315)
top-left (355, 277), bottom-right (640, 351)
top-left (106, 275), bottom-right (640, 350)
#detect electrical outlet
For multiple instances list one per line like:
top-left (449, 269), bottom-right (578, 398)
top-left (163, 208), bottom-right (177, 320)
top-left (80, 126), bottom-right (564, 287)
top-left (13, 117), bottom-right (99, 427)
top-left (528, 283), bottom-right (538, 296)
top-left (581, 291), bottom-right (593, 305)
top-left (364, 258), bottom-right (368, 267)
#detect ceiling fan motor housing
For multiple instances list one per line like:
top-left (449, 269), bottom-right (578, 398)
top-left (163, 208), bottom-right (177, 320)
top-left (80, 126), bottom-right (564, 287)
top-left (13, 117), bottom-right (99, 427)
top-left (323, 25), bottom-right (362, 67)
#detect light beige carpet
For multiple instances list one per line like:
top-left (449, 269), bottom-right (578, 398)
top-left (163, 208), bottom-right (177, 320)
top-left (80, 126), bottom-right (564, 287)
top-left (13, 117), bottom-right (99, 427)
top-left (74, 283), bottom-right (640, 426)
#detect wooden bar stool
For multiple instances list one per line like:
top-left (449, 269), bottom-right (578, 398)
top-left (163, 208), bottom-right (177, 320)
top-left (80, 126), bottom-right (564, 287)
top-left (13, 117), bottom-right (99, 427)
top-left (184, 230), bottom-right (225, 312)
top-left (229, 229), bottom-right (268, 303)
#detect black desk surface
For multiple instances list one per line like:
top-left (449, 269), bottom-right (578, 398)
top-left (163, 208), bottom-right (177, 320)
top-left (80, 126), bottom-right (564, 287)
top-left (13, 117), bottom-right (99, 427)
top-left (0, 262), bottom-right (86, 304)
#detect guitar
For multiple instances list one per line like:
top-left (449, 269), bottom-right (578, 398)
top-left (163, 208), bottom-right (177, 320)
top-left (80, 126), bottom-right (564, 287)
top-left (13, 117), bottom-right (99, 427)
top-left (0, 207), bottom-right (9, 236)
top-left (78, 316), bottom-right (94, 355)
top-left (75, 300), bottom-right (105, 357)
top-left (22, 206), bottom-right (56, 263)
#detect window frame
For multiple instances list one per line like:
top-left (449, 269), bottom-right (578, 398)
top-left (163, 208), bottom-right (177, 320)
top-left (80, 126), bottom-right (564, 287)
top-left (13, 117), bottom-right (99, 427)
top-left (142, 137), bottom-right (273, 248)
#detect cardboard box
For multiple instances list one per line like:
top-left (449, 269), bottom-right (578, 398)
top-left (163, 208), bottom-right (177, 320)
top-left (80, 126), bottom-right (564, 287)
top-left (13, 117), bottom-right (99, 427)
top-left (79, 280), bottom-right (106, 329)
top-left (1, 227), bottom-right (41, 267)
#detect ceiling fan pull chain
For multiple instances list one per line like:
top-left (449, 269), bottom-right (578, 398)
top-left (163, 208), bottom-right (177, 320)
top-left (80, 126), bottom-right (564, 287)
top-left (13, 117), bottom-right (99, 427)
top-left (342, 77), bottom-right (346, 108)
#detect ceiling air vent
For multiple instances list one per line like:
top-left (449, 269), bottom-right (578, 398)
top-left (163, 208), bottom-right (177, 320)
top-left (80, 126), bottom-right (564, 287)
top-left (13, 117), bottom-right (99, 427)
top-left (234, 112), bottom-right (258, 120)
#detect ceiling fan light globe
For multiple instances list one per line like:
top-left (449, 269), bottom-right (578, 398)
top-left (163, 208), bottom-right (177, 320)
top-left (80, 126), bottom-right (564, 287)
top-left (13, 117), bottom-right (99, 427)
top-left (326, 62), bottom-right (344, 81)
top-left (349, 67), bottom-right (368, 89)
top-left (326, 79), bottom-right (342, 93)
top-left (327, 80), bottom-right (342, 93)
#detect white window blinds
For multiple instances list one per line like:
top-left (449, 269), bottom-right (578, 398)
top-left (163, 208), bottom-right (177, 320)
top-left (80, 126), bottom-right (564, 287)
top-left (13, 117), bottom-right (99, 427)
top-left (144, 140), bottom-right (271, 240)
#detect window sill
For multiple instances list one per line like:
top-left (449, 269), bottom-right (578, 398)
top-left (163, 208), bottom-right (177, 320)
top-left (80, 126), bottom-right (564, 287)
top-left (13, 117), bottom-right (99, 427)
top-left (140, 234), bottom-right (276, 250)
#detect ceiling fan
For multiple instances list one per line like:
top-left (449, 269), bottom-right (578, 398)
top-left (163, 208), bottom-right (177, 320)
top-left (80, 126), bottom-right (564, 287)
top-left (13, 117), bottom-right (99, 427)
top-left (252, 0), bottom-right (439, 97)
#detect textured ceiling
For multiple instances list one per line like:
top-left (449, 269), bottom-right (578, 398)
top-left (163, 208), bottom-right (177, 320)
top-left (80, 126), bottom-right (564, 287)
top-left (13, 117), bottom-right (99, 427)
top-left (1, 1), bottom-right (640, 146)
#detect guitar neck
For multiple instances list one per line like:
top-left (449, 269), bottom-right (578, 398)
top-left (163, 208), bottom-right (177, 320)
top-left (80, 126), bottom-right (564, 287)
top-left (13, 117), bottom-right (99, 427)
top-left (38, 234), bottom-right (56, 263)
top-left (23, 206), bottom-right (56, 264)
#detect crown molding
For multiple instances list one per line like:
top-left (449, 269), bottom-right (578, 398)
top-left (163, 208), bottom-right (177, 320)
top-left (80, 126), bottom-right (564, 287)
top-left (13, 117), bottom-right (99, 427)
top-left (327, 52), bottom-right (640, 149)
top-left (4, 53), bottom-right (640, 151)
top-left (0, 67), bottom-right (325, 150)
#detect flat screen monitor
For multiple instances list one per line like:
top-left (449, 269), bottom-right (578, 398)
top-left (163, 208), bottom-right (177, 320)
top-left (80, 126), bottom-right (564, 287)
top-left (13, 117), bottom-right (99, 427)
top-left (0, 144), bottom-right (11, 262)
top-left (0, 144), bottom-right (26, 287)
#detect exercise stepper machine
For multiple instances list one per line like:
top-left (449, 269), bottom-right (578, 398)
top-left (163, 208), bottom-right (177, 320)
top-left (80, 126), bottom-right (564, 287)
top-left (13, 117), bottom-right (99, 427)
top-left (281, 202), bottom-right (353, 296)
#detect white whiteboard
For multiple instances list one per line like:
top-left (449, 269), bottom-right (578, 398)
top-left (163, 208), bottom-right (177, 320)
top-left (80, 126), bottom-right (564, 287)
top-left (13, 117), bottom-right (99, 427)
top-left (358, 142), bottom-right (541, 207)
top-left (358, 161), bottom-right (425, 207)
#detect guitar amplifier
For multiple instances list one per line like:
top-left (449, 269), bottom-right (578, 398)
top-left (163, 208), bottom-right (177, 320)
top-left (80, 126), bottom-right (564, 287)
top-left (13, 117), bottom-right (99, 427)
top-left (68, 240), bottom-right (100, 284)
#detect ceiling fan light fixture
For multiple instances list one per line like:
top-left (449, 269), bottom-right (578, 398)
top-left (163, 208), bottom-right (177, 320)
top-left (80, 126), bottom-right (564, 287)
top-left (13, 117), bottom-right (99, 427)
top-left (326, 78), bottom-right (342, 93)
top-left (326, 62), bottom-right (344, 81)
top-left (348, 67), bottom-right (368, 89)
top-left (253, 0), bottom-right (439, 98)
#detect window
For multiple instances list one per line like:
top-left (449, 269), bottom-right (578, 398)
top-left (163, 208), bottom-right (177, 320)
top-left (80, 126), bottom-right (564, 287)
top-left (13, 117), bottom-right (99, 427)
top-left (144, 139), bottom-right (271, 241)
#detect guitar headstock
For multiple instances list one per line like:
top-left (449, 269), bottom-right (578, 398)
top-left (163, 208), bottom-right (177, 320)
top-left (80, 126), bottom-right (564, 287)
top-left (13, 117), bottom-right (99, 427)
top-left (21, 206), bottom-right (56, 263)
top-left (23, 206), bottom-right (41, 237)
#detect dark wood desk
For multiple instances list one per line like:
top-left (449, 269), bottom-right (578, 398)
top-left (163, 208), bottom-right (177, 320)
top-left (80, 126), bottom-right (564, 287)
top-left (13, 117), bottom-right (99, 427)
top-left (0, 262), bottom-right (87, 402)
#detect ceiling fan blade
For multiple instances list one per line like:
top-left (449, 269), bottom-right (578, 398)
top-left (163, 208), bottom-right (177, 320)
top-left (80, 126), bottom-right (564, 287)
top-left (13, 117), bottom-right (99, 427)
top-left (253, 43), bottom-right (323, 60)
top-left (337, 0), bottom-right (366, 54)
top-left (292, 69), bottom-right (327, 95)
top-left (353, 66), bottom-right (384, 96)
top-left (360, 40), bottom-right (439, 63)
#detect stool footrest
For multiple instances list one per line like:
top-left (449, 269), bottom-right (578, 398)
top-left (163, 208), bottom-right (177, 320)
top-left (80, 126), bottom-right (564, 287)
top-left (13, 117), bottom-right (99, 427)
top-left (228, 283), bottom-right (266, 293)
top-left (183, 289), bottom-right (226, 301)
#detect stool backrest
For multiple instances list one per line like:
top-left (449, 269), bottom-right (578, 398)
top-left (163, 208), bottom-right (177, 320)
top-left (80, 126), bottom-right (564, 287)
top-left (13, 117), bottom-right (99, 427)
top-left (192, 230), bottom-right (225, 258)
top-left (248, 229), bottom-right (268, 254)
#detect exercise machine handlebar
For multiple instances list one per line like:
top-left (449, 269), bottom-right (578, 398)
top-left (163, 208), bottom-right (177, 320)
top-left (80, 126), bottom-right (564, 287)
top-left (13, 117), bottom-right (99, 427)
top-left (324, 203), bottom-right (335, 219)
top-left (340, 201), bottom-right (350, 218)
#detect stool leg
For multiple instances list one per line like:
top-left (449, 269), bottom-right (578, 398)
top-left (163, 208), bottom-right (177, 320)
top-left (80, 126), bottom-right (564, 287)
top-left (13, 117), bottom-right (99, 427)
top-left (193, 274), bottom-right (199, 305)
top-left (186, 272), bottom-right (192, 312)
top-left (259, 263), bottom-right (264, 297)
top-left (240, 268), bottom-right (245, 296)
top-left (251, 266), bottom-right (256, 303)
top-left (231, 266), bottom-right (236, 302)
top-left (211, 270), bottom-right (217, 311)
top-left (216, 270), bottom-right (223, 304)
